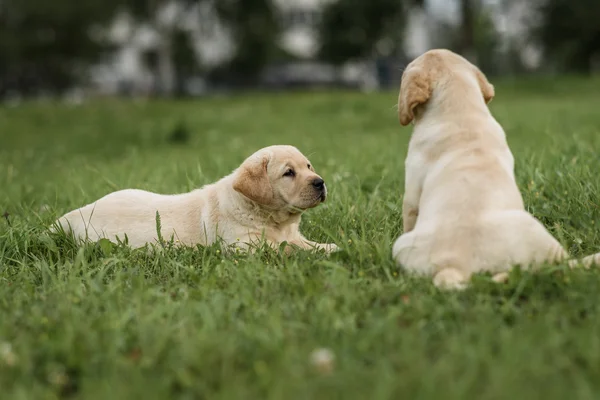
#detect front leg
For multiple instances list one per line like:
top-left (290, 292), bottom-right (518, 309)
top-left (251, 237), bottom-right (337, 255)
top-left (228, 233), bottom-right (336, 255)
top-left (402, 199), bottom-right (419, 233)
top-left (402, 154), bottom-right (425, 233)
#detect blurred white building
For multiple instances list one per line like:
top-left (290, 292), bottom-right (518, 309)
top-left (91, 0), bottom-right (540, 94)
top-left (91, 0), bottom-right (234, 94)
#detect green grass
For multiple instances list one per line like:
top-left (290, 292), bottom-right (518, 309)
top-left (2, 77), bottom-right (600, 399)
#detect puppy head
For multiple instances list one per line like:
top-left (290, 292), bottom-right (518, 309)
top-left (233, 145), bottom-right (327, 212)
top-left (398, 49), bottom-right (495, 126)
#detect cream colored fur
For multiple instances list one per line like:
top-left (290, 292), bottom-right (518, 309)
top-left (54, 145), bottom-right (338, 253)
top-left (392, 49), bottom-right (600, 290)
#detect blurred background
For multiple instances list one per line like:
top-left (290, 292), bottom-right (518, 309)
top-left (1, 0), bottom-right (599, 102)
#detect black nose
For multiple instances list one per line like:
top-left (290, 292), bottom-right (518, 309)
top-left (312, 178), bottom-right (325, 190)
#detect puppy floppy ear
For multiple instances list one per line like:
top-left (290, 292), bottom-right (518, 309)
top-left (474, 67), bottom-right (495, 104)
top-left (233, 152), bottom-right (274, 205)
top-left (398, 67), bottom-right (432, 126)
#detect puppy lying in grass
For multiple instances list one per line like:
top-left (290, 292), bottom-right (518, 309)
top-left (54, 145), bottom-right (338, 254)
top-left (392, 49), bottom-right (600, 289)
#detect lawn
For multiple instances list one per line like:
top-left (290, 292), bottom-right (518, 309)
top-left (2, 77), bottom-right (600, 399)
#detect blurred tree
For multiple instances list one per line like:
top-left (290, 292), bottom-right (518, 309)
top-left (533, 0), bottom-right (600, 74)
top-left (212, 0), bottom-right (279, 86)
top-left (0, 0), bottom-right (118, 96)
top-left (458, 0), bottom-right (478, 63)
top-left (318, 0), bottom-right (406, 64)
top-left (172, 28), bottom-right (200, 95)
top-left (471, 10), bottom-right (501, 74)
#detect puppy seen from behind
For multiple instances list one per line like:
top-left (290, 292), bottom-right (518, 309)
top-left (392, 49), bottom-right (600, 290)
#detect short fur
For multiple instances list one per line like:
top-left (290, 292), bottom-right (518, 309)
top-left (54, 145), bottom-right (338, 253)
top-left (392, 49), bottom-right (600, 289)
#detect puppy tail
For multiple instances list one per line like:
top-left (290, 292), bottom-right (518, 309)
top-left (49, 216), bottom-right (71, 235)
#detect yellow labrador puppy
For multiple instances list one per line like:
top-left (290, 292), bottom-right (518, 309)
top-left (54, 145), bottom-right (338, 253)
top-left (392, 49), bottom-right (599, 289)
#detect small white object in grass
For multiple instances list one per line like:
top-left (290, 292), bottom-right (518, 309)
top-left (0, 342), bottom-right (17, 366)
top-left (310, 347), bottom-right (335, 374)
top-left (47, 365), bottom-right (69, 387)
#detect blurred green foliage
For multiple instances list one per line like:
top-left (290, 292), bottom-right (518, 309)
top-left (1, 0), bottom-right (599, 95)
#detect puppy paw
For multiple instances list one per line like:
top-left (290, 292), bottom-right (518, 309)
top-left (323, 243), bottom-right (340, 253)
top-left (311, 243), bottom-right (339, 254)
top-left (433, 268), bottom-right (468, 291)
top-left (301, 241), bottom-right (339, 254)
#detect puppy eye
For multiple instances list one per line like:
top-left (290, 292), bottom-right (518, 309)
top-left (307, 164), bottom-right (311, 170)
top-left (283, 168), bottom-right (295, 177)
